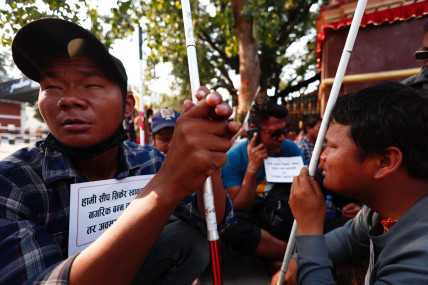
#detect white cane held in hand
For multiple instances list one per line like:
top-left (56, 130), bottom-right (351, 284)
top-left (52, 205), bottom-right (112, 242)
top-left (138, 26), bottom-right (145, 146)
top-left (277, 0), bottom-right (368, 284)
top-left (180, 1), bottom-right (223, 284)
top-left (180, 0), bottom-right (219, 242)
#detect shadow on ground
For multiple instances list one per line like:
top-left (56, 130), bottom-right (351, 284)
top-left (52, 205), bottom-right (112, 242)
top-left (200, 239), bottom-right (272, 285)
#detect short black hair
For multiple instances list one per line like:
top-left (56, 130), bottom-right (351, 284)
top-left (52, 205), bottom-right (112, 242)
top-left (249, 98), bottom-right (288, 126)
top-left (302, 114), bottom-right (321, 134)
top-left (331, 81), bottom-right (428, 180)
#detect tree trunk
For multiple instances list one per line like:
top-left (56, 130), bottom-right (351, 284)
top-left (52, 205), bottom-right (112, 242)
top-left (230, 0), bottom-right (261, 119)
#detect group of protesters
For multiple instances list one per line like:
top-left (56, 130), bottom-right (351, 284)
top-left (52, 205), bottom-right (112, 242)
top-left (1, 16), bottom-right (428, 285)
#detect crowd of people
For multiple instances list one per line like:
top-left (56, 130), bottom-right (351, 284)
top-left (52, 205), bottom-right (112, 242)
top-left (1, 16), bottom-right (428, 285)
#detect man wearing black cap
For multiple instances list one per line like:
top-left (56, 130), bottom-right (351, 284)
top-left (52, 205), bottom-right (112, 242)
top-left (402, 21), bottom-right (428, 92)
top-left (151, 107), bottom-right (180, 154)
top-left (0, 18), bottom-right (238, 284)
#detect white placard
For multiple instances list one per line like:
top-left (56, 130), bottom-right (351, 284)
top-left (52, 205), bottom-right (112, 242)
top-left (68, 175), bottom-right (154, 256)
top-left (264, 156), bottom-right (304, 183)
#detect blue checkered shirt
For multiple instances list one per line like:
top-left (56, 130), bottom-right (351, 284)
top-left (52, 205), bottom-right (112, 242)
top-left (296, 136), bottom-right (315, 165)
top-left (0, 141), bottom-right (235, 284)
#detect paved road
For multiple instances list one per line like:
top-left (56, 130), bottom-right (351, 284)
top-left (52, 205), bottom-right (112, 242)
top-left (0, 138), bottom-right (35, 160)
top-left (199, 240), bottom-right (272, 284)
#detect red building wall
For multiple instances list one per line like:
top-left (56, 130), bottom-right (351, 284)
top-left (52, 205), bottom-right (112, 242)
top-left (323, 17), bottom-right (426, 94)
top-left (0, 101), bottom-right (22, 130)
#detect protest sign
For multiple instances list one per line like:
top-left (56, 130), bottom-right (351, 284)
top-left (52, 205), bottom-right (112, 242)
top-left (264, 156), bottom-right (304, 183)
top-left (68, 175), bottom-right (154, 256)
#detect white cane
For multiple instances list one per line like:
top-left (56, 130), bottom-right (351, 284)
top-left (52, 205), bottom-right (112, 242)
top-left (277, 0), bottom-right (368, 284)
top-left (180, 1), bottom-right (223, 284)
top-left (236, 86), bottom-right (261, 140)
top-left (138, 25), bottom-right (145, 146)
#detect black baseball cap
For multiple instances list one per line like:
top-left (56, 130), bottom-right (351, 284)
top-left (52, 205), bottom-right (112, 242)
top-left (12, 18), bottom-right (127, 93)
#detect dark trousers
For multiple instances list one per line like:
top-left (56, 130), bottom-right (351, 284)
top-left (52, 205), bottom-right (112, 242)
top-left (132, 220), bottom-right (210, 285)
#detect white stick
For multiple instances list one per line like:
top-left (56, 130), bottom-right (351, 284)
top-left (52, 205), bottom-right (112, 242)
top-left (277, 0), bottom-right (368, 284)
top-left (236, 86), bottom-right (261, 140)
top-left (181, 0), bottom-right (219, 242)
top-left (138, 26), bottom-right (145, 146)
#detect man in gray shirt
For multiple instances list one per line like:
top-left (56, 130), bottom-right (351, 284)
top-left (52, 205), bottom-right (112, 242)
top-left (401, 21), bottom-right (428, 92)
top-left (276, 81), bottom-right (428, 284)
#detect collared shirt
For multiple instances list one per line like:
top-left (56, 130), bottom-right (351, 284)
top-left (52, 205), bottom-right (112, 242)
top-left (401, 65), bottom-right (428, 92)
top-left (297, 197), bottom-right (428, 284)
top-left (296, 135), bottom-right (314, 165)
top-left (0, 141), bottom-right (235, 284)
top-left (221, 139), bottom-right (306, 204)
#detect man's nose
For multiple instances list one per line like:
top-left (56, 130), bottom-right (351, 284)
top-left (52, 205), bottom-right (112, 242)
top-left (278, 133), bottom-right (286, 141)
top-left (320, 148), bottom-right (329, 159)
top-left (57, 89), bottom-right (88, 110)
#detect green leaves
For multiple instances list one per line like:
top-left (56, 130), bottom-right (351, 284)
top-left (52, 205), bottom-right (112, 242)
top-left (1, 0), bottom-right (323, 107)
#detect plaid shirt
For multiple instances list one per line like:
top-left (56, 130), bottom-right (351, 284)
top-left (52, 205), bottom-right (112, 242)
top-left (0, 141), bottom-right (235, 284)
top-left (296, 136), bottom-right (315, 165)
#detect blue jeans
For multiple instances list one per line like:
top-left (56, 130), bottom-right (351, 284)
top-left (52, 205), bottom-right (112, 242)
top-left (131, 220), bottom-right (210, 285)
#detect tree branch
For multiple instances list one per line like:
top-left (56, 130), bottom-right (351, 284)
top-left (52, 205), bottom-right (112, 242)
top-left (278, 0), bottom-right (318, 46)
top-left (273, 72), bottom-right (320, 99)
top-left (200, 30), bottom-right (239, 72)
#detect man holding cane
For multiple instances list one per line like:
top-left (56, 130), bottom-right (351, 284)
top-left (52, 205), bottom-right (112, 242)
top-left (0, 18), bottom-right (238, 285)
top-left (275, 81), bottom-right (428, 284)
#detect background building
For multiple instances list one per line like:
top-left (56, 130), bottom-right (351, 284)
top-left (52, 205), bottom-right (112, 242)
top-left (0, 77), bottom-right (39, 135)
top-left (316, 0), bottom-right (427, 114)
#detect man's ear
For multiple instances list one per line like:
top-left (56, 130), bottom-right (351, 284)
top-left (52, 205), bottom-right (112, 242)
top-left (374, 147), bottom-right (403, 180)
top-left (151, 133), bottom-right (156, 146)
top-left (124, 91), bottom-right (136, 118)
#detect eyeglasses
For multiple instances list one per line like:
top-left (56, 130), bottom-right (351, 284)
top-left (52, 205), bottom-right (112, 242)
top-left (415, 48), bottom-right (428, 61)
top-left (258, 127), bottom-right (289, 140)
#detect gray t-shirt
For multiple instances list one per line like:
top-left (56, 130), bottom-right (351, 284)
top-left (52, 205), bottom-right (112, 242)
top-left (296, 195), bottom-right (428, 284)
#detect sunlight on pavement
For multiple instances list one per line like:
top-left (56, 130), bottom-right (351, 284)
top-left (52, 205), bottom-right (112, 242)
top-left (0, 139), bottom-right (34, 161)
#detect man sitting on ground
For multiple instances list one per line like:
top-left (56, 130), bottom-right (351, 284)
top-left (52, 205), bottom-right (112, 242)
top-left (295, 114), bottom-right (321, 164)
top-left (221, 98), bottom-right (305, 268)
top-left (402, 21), bottom-right (428, 92)
top-left (0, 18), bottom-right (238, 285)
top-left (276, 81), bottom-right (428, 284)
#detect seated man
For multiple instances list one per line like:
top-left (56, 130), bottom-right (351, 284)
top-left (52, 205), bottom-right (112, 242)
top-left (295, 114), bottom-right (321, 164)
top-left (0, 18), bottom-right (238, 285)
top-left (401, 21), bottom-right (428, 92)
top-left (150, 107), bottom-right (180, 154)
top-left (294, 113), bottom-right (361, 231)
top-left (221, 99), bottom-right (305, 263)
top-left (277, 81), bottom-right (428, 284)
top-left (315, 147), bottom-right (362, 233)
